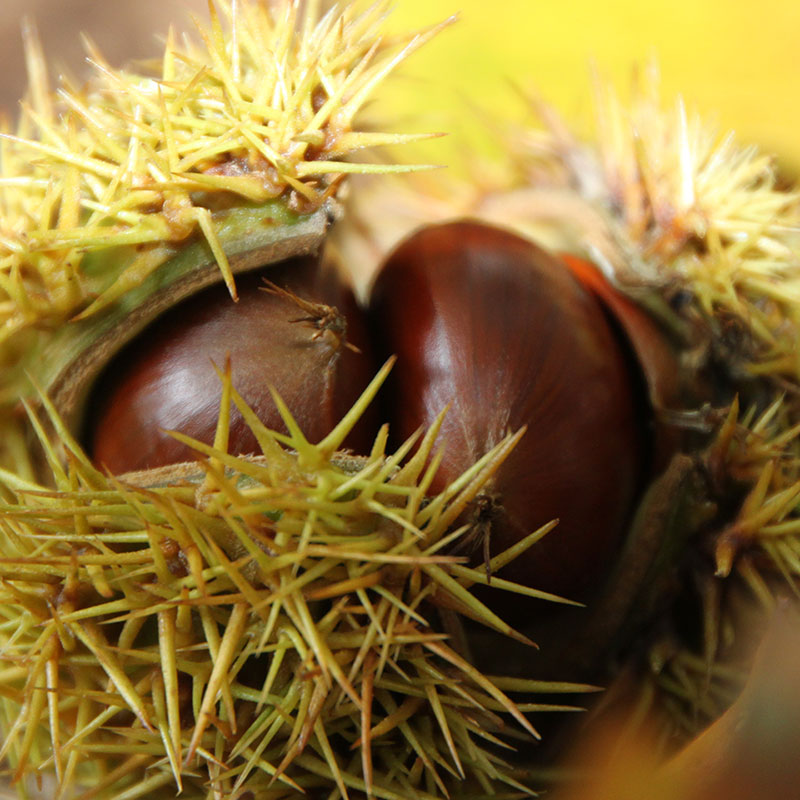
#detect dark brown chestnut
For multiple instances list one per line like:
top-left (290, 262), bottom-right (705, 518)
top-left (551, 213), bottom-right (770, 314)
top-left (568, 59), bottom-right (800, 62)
top-left (367, 221), bottom-right (649, 604)
top-left (85, 256), bottom-right (376, 473)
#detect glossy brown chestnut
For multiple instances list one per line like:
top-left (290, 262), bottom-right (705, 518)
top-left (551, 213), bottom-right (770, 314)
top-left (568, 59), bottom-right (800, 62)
top-left (85, 256), bottom-right (376, 473)
top-left (368, 221), bottom-right (648, 603)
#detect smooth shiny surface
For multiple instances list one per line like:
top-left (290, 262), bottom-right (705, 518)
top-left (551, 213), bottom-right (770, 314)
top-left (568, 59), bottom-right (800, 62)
top-left (86, 257), bottom-right (376, 473)
top-left (369, 221), bottom-right (646, 602)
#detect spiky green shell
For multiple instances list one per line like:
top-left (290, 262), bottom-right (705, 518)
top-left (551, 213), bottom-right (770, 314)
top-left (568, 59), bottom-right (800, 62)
top-left (0, 0), bottom-right (447, 472)
top-left (530, 77), bottom-right (800, 740)
top-left (0, 364), bottom-right (593, 799)
top-left (553, 76), bottom-right (800, 738)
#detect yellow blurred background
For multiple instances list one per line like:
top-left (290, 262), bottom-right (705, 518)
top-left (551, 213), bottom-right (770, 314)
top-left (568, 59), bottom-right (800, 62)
top-left (0, 0), bottom-right (797, 172)
top-left (380, 0), bottom-right (800, 175)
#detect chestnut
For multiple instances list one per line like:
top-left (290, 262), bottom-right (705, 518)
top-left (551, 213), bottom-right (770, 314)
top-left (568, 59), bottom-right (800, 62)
top-left (367, 221), bottom-right (650, 604)
top-left (85, 256), bottom-right (376, 473)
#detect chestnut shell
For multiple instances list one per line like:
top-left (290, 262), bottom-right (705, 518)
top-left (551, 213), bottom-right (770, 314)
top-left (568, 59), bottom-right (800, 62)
top-left (368, 221), bottom-right (648, 603)
top-left (85, 256), bottom-right (376, 473)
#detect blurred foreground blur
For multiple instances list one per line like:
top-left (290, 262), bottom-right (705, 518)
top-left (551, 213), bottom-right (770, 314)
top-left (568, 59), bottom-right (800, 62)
top-left (554, 603), bottom-right (800, 800)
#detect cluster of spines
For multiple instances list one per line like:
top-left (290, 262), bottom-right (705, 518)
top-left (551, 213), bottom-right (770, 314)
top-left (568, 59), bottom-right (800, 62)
top-left (0, 365), bottom-right (587, 799)
top-left (557, 69), bottom-right (800, 377)
top-left (0, 0), bottom-right (445, 344)
top-left (530, 72), bottom-right (800, 745)
top-left (625, 391), bottom-right (800, 742)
